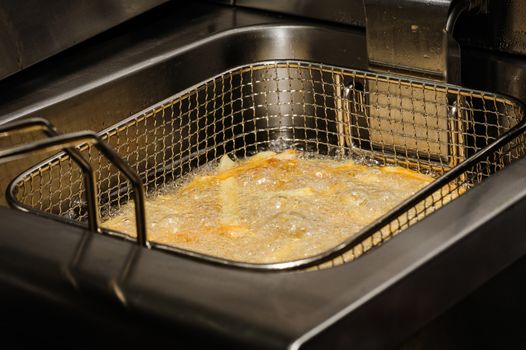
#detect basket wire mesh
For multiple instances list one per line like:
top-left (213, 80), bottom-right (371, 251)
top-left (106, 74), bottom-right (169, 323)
top-left (7, 60), bottom-right (526, 270)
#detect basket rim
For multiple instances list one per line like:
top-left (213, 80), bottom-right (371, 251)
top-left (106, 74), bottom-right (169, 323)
top-left (6, 59), bottom-right (526, 272)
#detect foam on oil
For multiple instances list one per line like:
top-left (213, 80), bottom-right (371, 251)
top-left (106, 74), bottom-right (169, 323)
top-left (104, 150), bottom-right (434, 263)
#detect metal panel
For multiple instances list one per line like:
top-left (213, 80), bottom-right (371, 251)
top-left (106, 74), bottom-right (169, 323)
top-left (235, 0), bottom-right (365, 27)
top-left (0, 0), bottom-right (167, 80)
top-left (456, 0), bottom-right (526, 56)
top-left (363, 0), bottom-right (454, 81)
top-left (233, 0), bottom-right (526, 61)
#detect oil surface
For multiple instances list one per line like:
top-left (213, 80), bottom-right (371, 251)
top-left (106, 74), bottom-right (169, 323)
top-left (104, 150), bottom-right (434, 263)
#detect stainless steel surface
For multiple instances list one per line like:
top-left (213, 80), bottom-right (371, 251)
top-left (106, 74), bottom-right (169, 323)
top-left (231, 0), bottom-right (526, 61)
top-left (209, 0), bottom-right (235, 5)
top-left (462, 46), bottom-right (526, 108)
top-left (3, 155), bottom-right (526, 348)
top-left (363, 0), bottom-right (457, 81)
top-left (0, 0), bottom-right (167, 80)
top-left (456, 0), bottom-right (526, 56)
top-left (1, 3), bottom-right (526, 349)
top-left (236, 0), bottom-right (365, 27)
top-left (7, 61), bottom-right (525, 270)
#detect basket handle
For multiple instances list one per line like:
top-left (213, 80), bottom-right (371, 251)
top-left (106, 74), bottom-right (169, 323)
top-left (0, 119), bottom-right (147, 247)
top-left (0, 118), bottom-right (99, 232)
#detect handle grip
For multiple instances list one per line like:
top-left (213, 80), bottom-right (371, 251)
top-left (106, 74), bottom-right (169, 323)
top-left (0, 118), bottom-right (147, 246)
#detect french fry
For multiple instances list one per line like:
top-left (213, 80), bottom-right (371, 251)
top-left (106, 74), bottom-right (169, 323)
top-left (380, 166), bottom-right (434, 182)
top-left (219, 177), bottom-right (242, 228)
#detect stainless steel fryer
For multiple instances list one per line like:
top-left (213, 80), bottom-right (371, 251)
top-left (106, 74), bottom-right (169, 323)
top-left (3, 60), bottom-right (525, 271)
top-left (5, 1), bottom-right (526, 348)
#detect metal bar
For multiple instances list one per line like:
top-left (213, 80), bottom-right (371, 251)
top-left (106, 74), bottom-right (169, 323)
top-left (0, 128), bottom-right (147, 247)
top-left (0, 118), bottom-right (99, 233)
top-left (363, 0), bottom-right (481, 84)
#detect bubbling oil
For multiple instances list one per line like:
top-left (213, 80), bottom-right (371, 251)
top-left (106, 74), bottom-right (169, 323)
top-left (103, 150), bottom-right (434, 263)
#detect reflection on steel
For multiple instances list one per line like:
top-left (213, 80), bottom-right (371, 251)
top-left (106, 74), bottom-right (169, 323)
top-left (236, 0), bottom-right (365, 27)
top-left (364, 0), bottom-right (455, 81)
top-left (363, 0), bottom-right (488, 83)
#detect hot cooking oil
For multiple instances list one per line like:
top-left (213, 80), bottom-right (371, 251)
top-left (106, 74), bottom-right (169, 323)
top-left (104, 149), bottom-right (434, 263)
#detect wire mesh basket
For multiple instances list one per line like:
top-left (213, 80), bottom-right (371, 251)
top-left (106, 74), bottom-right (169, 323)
top-left (5, 60), bottom-right (526, 271)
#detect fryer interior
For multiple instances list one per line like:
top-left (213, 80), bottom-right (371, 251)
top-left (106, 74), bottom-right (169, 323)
top-left (9, 61), bottom-right (526, 270)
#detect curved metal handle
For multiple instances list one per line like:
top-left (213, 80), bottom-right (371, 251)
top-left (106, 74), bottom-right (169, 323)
top-left (0, 118), bottom-right (99, 232)
top-left (0, 119), bottom-right (147, 246)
